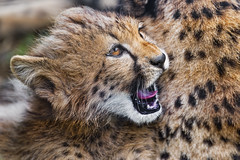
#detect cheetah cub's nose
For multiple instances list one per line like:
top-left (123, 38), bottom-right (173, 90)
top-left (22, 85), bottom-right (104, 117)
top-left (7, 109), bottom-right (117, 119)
top-left (150, 50), bottom-right (169, 70)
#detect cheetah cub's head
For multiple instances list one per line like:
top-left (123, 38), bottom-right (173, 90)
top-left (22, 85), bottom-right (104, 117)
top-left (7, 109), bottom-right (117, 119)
top-left (10, 7), bottom-right (169, 124)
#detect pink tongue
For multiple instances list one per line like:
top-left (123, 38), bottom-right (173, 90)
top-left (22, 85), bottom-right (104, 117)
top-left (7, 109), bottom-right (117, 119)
top-left (137, 90), bottom-right (158, 99)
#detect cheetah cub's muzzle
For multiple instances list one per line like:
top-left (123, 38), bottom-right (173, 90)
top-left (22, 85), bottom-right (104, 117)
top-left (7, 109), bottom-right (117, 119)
top-left (131, 53), bottom-right (168, 115)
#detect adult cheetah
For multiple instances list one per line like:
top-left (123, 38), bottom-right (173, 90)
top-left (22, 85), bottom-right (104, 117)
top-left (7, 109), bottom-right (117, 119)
top-left (119, 0), bottom-right (240, 159)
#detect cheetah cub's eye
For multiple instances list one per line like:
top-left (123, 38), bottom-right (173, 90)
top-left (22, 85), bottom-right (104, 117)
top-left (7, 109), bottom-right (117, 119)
top-left (106, 44), bottom-right (125, 57)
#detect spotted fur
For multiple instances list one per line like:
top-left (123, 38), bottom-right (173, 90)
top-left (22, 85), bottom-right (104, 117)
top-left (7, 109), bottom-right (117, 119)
top-left (120, 0), bottom-right (240, 159)
top-left (0, 6), bottom-right (169, 159)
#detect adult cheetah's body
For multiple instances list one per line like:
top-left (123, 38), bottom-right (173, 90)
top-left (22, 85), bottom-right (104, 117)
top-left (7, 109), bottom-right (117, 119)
top-left (120, 0), bottom-right (240, 159)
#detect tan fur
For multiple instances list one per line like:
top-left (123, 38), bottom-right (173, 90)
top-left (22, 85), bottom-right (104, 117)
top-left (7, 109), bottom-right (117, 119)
top-left (0, 6), bottom-right (168, 159)
top-left (120, 0), bottom-right (240, 159)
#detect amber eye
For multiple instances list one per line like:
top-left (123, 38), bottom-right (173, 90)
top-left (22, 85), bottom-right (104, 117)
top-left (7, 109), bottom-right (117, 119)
top-left (107, 45), bottom-right (124, 57)
top-left (112, 47), bottom-right (121, 56)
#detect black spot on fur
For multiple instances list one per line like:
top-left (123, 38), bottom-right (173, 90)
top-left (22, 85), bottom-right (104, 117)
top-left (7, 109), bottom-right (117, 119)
top-left (219, 1), bottom-right (231, 8)
top-left (179, 30), bottom-right (187, 40)
top-left (185, 117), bottom-right (195, 130)
top-left (62, 150), bottom-right (70, 156)
top-left (203, 121), bottom-right (211, 131)
top-left (213, 104), bottom-right (220, 112)
top-left (213, 117), bottom-right (222, 131)
top-left (175, 96), bottom-right (182, 108)
top-left (99, 91), bottom-right (105, 98)
top-left (203, 138), bottom-right (214, 147)
top-left (206, 80), bottom-right (216, 93)
top-left (207, 158), bottom-right (214, 160)
top-left (222, 97), bottom-right (235, 114)
top-left (62, 142), bottom-right (70, 147)
top-left (160, 151), bottom-right (170, 159)
top-left (220, 136), bottom-right (229, 143)
top-left (186, 0), bottom-right (194, 4)
top-left (198, 88), bottom-right (207, 100)
top-left (75, 152), bottom-right (83, 158)
top-left (191, 10), bottom-right (201, 19)
top-left (73, 143), bottom-right (80, 148)
top-left (222, 57), bottom-right (237, 67)
top-left (184, 50), bottom-right (194, 61)
top-left (213, 38), bottom-right (223, 47)
top-left (134, 148), bottom-right (143, 153)
top-left (194, 30), bottom-right (204, 41)
top-left (227, 31), bottom-right (238, 43)
top-left (162, 30), bottom-right (169, 36)
top-left (231, 28), bottom-right (240, 35)
top-left (202, 7), bottom-right (213, 19)
top-left (232, 154), bottom-right (240, 160)
top-left (173, 9), bottom-right (181, 19)
top-left (217, 24), bottom-right (223, 34)
top-left (198, 51), bottom-right (206, 59)
top-left (180, 154), bottom-right (190, 160)
top-left (181, 130), bottom-right (192, 143)
top-left (188, 94), bottom-right (196, 107)
top-left (92, 85), bottom-right (99, 95)
top-left (215, 62), bottom-right (226, 76)
top-left (109, 85), bottom-right (115, 90)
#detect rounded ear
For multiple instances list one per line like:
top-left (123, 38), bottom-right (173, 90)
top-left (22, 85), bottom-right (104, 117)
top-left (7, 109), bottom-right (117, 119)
top-left (11, 55), bottom-right (47, 85)
top-left (10, 55), bottom-right (58, 102)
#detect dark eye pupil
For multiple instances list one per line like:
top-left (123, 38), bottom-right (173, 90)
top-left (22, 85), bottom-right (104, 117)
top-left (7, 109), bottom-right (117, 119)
top-left (114, 47), bottom-right (119, 51)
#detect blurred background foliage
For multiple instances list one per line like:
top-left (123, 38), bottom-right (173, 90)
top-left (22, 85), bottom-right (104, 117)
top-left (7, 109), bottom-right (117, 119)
top-left (0, 0), bottom-right (119, 83)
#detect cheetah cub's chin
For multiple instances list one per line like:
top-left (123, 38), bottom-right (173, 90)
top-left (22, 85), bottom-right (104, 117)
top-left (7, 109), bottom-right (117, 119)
top-left (9, 6), bottom-right (169, 125)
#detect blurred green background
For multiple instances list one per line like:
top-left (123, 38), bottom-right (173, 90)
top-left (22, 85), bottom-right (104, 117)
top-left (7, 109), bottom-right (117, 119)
top-left (0, 0), bottom-right (118, 84)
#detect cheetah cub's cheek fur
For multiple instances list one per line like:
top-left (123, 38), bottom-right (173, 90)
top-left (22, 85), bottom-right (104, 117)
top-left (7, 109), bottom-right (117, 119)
top-left (10, 6), bottom-right (169, 124)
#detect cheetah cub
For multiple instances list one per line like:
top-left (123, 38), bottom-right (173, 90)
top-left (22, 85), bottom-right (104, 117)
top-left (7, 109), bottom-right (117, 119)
top-left (0, 6), bottom-right (169, 159)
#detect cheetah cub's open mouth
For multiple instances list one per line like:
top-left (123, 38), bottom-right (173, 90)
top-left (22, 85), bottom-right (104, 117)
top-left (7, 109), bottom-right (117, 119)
top-left (131, 84), bottom-right (160, 115)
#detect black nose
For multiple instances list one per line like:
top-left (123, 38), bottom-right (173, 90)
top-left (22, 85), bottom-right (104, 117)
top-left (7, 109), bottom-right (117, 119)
top-left (150, 54), bottom-right (166, 68)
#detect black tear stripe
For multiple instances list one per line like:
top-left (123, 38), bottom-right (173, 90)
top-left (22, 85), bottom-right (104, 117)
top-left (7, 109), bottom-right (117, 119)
top-left (128, 74), bottom-right (145, 94)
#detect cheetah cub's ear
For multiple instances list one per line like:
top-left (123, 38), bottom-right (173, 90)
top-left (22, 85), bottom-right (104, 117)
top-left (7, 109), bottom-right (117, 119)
top-left (10, 55), bottom-right (68, 108)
